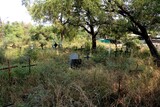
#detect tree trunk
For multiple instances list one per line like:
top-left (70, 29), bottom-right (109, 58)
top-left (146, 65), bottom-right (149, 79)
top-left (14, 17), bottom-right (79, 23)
top-left (60, 29), bottom-right (65, 42)
top-left (92, 34), bottom-right (96, 50)
top-left (137, 24), bottom-right (160, 59)
top-left (60, 32), bottom-right (64, 42)
top-left (141, 33), bottom-right (160, 59)
top-left (116, 3), bottom-right (160, 60)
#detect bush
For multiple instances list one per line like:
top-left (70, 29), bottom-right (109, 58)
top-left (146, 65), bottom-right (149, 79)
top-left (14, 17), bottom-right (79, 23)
top-left (138, 49), bottom-right (151, 59)
top-left (124, 41), bottom-right (137, 49)
top-left (92, 46), bottom-right (108, 63)
top-left (84, 41), bottom-right (91, 52)
top-left (24, 48), bottom-right (39, 60)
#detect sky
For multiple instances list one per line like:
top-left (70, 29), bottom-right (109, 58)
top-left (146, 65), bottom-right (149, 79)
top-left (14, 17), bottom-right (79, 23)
top-left (0, 0), bottom-right (32, 23)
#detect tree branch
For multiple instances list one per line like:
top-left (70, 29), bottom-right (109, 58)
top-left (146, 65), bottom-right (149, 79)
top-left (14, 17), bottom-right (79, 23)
top-left (80, 25), bottom-right (91, 34)
top-left (115, 2), bottom-right (148, 36)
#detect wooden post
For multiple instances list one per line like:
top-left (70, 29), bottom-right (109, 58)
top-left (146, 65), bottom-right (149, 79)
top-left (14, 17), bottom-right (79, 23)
top-left (108, 43), bottom-right (111, 57)
top-left (22, 57), bottom-right (37, 73)
top-left (0, 60), bottom-right (18, 83)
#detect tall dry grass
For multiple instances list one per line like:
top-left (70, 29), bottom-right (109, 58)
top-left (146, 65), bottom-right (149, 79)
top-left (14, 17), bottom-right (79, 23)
top-left (0, 41), bottom-right (160, 107)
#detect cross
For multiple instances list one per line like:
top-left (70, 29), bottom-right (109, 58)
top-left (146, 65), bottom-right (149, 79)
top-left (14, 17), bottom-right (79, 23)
top-left (22, 57), bottom-right (37, 74)
top-left (84, 52), bottom-right (91, 60)
top-left (0, 60), bottom-right (18, 83)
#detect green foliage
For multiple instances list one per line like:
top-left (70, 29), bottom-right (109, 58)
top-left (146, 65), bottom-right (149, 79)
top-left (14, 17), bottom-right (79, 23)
top-left (2, 22), bottom-right (31, 46)
top-left (104, 0), bottom-right (160, 59)
top-left (92, 46), bottom-right (108, 63)
top-left (64, 25), bottom-right (79, 41)
top-left (24, 0), bottom-right (111, 49)
top-left (18, 56), bottom-right (29, 64)
top-left (139, 49), bottom-right (151, 59)
top-left (14, 66), bottom-right (29, 79)
top-left (25, 48), bottom-right (39, 60)
top-left (108, 0), bottom-right (160, 32)
top-left (102, 18), bottom-right (128, 40)
top-left (39, 40), bottom-right (47, 45)
top-left (84, 41), bottom-right (91, 51)
top-left (124, 41), bottom-right (137, 49)
top-left (4, 22), bottom-right (25, 38)
top-left (23, 0), bottom-right (160, 56)
top-left (30, 25), bottom-right (55, 41)
top-left (130, 0), bottom-right (160, 29)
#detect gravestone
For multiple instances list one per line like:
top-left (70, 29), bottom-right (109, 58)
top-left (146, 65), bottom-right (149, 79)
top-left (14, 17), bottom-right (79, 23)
top-left (52, 42), bottom-right (58, 49)
top-left (69, 53), bottom-right (82, 68)
top-left (30, 44), bottom-right (34, 50)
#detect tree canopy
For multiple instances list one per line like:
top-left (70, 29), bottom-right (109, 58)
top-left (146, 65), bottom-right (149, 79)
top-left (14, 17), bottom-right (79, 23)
top-left (22, 0), bottom-right (160, 59)
top-left (98, 0), bottom-right (160, 59)
top-left (22, 0), bottom-right (111, 49)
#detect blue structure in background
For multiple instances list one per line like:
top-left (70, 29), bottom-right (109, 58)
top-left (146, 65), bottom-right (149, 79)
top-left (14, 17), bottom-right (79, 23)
top-left (99, 38), bottom-right (122, 44)
top-left (99, 39), bottom-right (111, 43)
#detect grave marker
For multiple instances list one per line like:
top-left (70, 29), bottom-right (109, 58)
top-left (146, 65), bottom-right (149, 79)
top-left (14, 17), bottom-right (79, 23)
top-left (30, 44), bottom-right (34, 50)
top-left (70, 53), bottom-right (79, 60)
top-left (40, 43), bottom-right (45, 50)
top-left (22, 57), bottom-right (37, 73)
top-left (0, 60), bottom-right (18, 83)
top-left (84, 52), bottom-right (91, 60)
top-left (69, 53), bottom-right (82, 68)
top-left (52, 42), bottom-right (58, 49)
top-left (108, 45), bottom-right (111, 56)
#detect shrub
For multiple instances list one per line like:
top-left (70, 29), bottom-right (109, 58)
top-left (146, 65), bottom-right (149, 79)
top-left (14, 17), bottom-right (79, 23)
top-left (84, 41), bottom-right (91, 52)
top-left (24, 48), bottom-right (39, 60)
top-left (92, 46), bottom-right (108, 63)
top-left (138, 49), bottom-right (151, 59)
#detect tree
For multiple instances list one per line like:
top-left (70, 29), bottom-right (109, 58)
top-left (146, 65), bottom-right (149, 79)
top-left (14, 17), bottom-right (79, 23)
top-left (103, 0), bottom-right (160, 59)
top-left (69, 0), bottom-right (100, 49)
top-left (22, 0), bottom-right (73, 42)
top-left (3, 22), bottom-right (26, 44)
top-left (69, 0), bottom-right (112, 49)
top-left (22, 0), bottom-right (111, 50)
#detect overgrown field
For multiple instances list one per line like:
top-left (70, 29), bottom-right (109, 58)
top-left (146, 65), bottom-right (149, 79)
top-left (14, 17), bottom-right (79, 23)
top-left (0, 41), bottom-right (160, 107)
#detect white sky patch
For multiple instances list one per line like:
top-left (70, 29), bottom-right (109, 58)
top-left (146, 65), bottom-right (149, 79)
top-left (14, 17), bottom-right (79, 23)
top-left (0, 0), bottom-right (33, 23)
